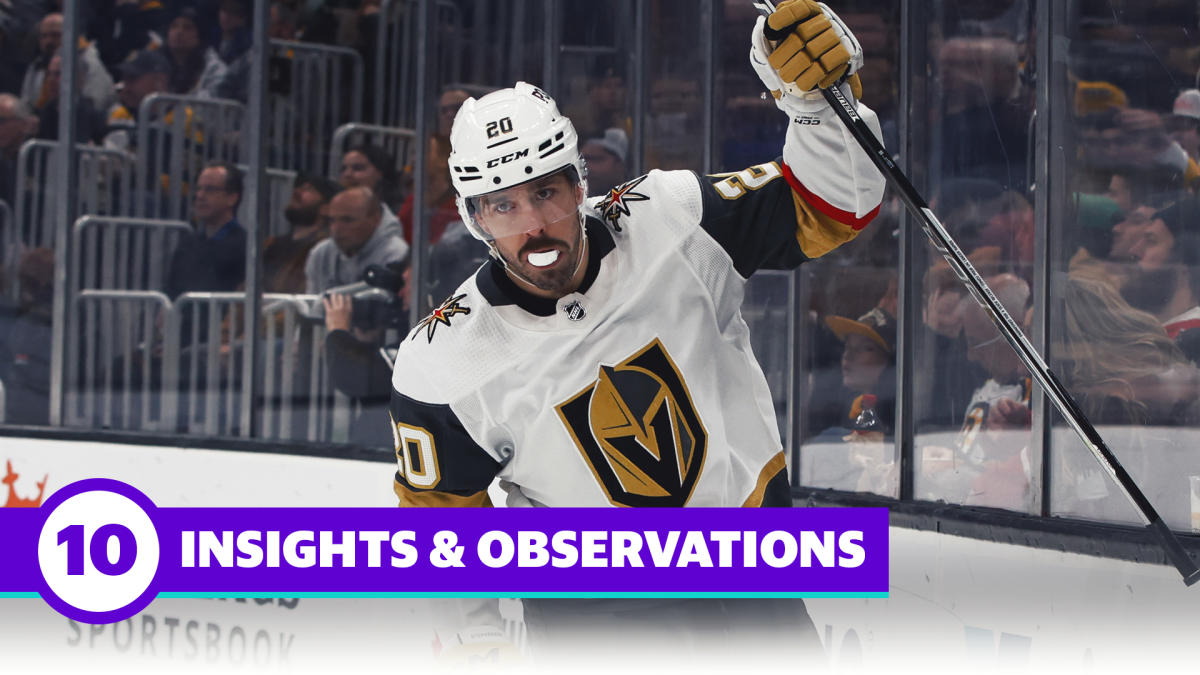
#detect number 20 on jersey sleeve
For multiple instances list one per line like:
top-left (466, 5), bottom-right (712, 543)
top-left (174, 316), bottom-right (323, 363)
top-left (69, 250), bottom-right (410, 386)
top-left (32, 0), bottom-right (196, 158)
top-left (391, 420), bottom-right (441, 488)
top-left (711, 162), bottom-right (783, 200)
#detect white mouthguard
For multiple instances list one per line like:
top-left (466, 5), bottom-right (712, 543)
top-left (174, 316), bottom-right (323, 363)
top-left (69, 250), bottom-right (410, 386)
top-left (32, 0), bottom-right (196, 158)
top-left (528, 250), bottom-right (560, 267)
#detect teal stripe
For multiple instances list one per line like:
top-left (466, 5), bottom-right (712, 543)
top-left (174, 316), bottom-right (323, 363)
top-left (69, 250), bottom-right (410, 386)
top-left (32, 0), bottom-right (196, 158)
top-left (159, 592), bottom-right (888, 599)
top-left (1, 592), bottom-right (888, 600)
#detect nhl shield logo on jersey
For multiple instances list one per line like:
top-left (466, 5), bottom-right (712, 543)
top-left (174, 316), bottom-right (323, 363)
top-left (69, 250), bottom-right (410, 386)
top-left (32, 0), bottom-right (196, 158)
top-left (555, 338), bottom-right (708, 507)
top-left (563, 300), bottom-right (586, 321)
top-left (414, 294), bottom-right (471, 343)
top-left (597, 175), bottom-right (650, 231)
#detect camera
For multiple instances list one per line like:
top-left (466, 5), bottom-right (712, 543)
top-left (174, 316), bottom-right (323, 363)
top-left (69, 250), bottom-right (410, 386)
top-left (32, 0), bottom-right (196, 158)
top-left (318, 263), bottom-right (407, 332)
top-left (352, 263), bottom-right (407, 331)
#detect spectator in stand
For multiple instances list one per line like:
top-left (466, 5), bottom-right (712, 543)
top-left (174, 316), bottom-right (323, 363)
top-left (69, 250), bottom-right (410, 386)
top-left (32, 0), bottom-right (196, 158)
top-left (352, 0), bottom-right (384, 118)
top-left (820, 305), bottom-right (898, 493)
top-left (1169, 89), bottom-right (1200, 164)
top-left (1, 0), bottom-right (59, 93)
top-left (397, 88), bottom-right (470, 245)
top-left (305, 185), bottom-right (408, 294)
top-left (1063, 262), bottom-right (1200, 426)
top-left (0, 94), bottom-right (38, 207)
top-left (975, 189), bottom-right (1035, 280)
top-left (580, 128), bottom-right (629, 198)
top-left (34, 53), bottom-right (105, 144)
top-left (269, 1), bottom-right (299, 40)
top-left (165, 161), bottom-right (248, 299)
top-left (213, 0), bottom-right (253, 101)
top-left (164, 7), bottom-right (228, 99)
top-left (1097, 109), bottom-right (1199, 191)
top-left (320, 259), bottom-right (407, 448)
top-left (917, 267), bottom-right (1032, 508)
top-left (1054, 265), bottom-right (1200, 525)
top-left (103, 49), bottom-right (170, 153)
top-left (564, 58), bottom-right (628, 140)
top-left (937, 35), bottom-right (1031, 193)
top-left (309, 185), bottom-right (409, 447)
top-left (21, 13), bottom-right (116, 116)
top-left (338, 144), bottom-right (404, 225)
top-left (0, 10), bottom-right (26, 95)
top-left (88, 0), bottom-right (170, 68)
top-left (217, 0), bottom-right (252, 64)
top-left (953, 273), bottom-right (1033, 510)
top-left (262, 173), bottom-right (337, 294)
top-left (188, 0), bottom-right (226, 47)
top-left (929, 177), bottom-right (1005, 253)
top-left (1106, 165), bottom-right (1185, 215)
top-left (294, 0), bottom-right (339, 45)
top-left (1114, 197), bottom-right (1200, 362)
top-left (1, 247), bottom-right (54, 426)
top-left (827, 307), bottom-right (897, 435)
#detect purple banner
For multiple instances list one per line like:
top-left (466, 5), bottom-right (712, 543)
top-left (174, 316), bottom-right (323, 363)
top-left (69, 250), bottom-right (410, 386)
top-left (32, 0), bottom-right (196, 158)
top-left (0, 480), bottom-right (888, 623)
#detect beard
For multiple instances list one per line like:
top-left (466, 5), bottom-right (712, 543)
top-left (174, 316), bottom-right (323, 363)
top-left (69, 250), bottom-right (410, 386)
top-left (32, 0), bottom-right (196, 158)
top-left (285, 203), bottom-right (321, 228)
top-left (507, 229), bottom-right (585, 296)
top-left (1120, 265), bottom-right (1180, 315)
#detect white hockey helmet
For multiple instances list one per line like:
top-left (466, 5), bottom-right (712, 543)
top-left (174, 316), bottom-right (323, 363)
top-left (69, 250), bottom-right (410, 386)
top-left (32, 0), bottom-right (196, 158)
top-left (449, 82), bottom-right (588, 242)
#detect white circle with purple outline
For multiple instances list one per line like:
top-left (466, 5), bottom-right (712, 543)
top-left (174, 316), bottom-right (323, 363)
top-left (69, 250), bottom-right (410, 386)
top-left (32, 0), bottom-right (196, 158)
top-left (36, 479), bottom-right (161, 623)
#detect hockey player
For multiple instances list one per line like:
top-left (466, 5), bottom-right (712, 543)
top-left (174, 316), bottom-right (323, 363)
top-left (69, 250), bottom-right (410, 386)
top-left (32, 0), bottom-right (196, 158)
top-left (388, 0), bottom-right (885, 666)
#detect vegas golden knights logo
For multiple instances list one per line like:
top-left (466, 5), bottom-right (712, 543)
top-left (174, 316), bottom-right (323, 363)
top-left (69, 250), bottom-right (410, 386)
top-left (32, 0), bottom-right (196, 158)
top-left (555, 339), bottom-right (707, 507)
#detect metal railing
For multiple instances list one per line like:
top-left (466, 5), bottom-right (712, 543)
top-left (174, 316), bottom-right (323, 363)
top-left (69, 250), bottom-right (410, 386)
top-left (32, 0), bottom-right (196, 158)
top-left (0, 199), bottom-right (11, 297)
top-left (62, 287), bottom-right (353, 441)
top-left (257, 295), bottom-right (352, 442)
top-left (375, 0), bottom-right (463, 127)
top-left (171, 292), bottom-right (250, 436)
top-left (329, 123), bottom-right (417, 183)
top-left (71, 216), bottom-right (193, 292)
top-left (268, 40), bottom-right (364, 174)
top-left (9, 141), bottom-right (136, 296)
top-left (65, 217), bottom-right (190, 431)
top-left (66, 290), bottom-right (173, 431)
top-left (136, 94), bottom-right (247, 221)
top-left (237, 166), bottom-right (298, 239)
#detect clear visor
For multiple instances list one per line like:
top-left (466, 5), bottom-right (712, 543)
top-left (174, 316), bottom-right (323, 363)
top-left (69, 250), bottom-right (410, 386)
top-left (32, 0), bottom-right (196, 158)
top-left (468, 173), bottom-right (580, 241)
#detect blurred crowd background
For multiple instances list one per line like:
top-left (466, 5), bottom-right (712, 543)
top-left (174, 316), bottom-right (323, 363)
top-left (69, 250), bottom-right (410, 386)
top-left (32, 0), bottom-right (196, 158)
top-left (2, 0), bottom-right (1200, 532)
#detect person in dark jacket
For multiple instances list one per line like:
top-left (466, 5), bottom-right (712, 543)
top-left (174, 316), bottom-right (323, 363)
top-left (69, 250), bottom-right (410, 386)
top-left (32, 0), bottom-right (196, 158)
top-left (165, 161), bottom-right (247, 300)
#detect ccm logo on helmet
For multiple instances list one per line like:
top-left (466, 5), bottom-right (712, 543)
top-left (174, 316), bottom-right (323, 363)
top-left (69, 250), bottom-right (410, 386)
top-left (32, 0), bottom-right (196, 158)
top-left (486, 149), bottom-right (529, 168)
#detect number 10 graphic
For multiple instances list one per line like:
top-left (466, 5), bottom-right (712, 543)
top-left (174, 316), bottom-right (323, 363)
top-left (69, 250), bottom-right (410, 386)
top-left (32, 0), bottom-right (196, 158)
top-left (36, 480), bottom-right (161, 623)
top-left (56, 523), bottom-right (138, 576)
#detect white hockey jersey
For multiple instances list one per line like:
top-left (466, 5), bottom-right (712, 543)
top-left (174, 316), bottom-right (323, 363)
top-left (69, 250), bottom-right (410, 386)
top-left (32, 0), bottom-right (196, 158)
top-left (389, 102), bottom-right (885, 509)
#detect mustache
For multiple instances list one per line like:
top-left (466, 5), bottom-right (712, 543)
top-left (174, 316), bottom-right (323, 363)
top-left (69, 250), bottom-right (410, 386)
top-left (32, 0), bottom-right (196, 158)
top-left (519, 237), bottom-right (567, 257)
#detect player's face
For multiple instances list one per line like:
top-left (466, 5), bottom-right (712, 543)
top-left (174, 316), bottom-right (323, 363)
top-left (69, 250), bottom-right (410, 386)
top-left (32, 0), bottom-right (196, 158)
top-left (476, 172), bottom-right (585, 297)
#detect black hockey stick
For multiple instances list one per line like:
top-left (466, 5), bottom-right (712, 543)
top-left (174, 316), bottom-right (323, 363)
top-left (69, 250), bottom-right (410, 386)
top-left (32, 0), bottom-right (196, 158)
top-left (753, 0), bottom-right (1200, 585)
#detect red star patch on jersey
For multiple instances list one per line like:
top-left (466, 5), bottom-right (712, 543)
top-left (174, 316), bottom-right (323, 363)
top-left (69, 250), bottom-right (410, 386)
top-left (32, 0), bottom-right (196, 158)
top-left (414, 294), bottom-right (471, 343)
top-left (598, 175), bottom-right (650, 231)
